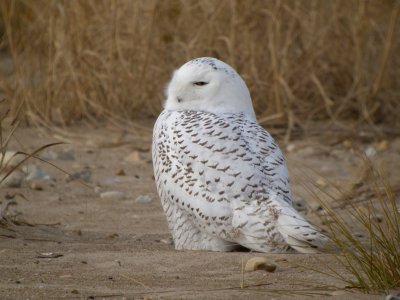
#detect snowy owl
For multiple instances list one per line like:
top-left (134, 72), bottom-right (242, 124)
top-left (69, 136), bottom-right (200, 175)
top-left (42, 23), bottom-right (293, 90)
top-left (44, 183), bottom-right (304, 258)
top-left (152, 57), bottom-right (328, 253)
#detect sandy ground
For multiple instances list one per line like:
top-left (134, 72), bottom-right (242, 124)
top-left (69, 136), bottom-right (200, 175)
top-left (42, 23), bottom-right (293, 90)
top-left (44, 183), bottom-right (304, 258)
top-left (0, 123), bottom-right (399, 300)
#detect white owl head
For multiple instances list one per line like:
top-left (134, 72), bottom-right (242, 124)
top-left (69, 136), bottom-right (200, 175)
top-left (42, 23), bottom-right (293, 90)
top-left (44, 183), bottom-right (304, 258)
top-left (164, 57), bottom-right (256, 120)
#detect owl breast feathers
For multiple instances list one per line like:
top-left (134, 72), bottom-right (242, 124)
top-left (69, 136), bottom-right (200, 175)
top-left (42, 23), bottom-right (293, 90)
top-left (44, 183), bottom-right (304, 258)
top-left (152, 57), bottom-right (328, 253)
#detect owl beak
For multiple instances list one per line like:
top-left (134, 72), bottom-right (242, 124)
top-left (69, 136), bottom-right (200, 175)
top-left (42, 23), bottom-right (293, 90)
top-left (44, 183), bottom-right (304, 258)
top-left (177, 97), bottom-right (183, 103)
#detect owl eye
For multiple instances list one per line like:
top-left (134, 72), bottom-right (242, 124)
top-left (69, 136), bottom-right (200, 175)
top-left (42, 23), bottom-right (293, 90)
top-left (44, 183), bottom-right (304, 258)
top-left (193, 81), bottom-right (209, 86)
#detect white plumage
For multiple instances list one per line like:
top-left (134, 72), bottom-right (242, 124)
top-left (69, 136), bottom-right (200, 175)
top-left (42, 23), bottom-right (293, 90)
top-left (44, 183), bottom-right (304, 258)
top-left (152, 57), bottom-right (328, 253)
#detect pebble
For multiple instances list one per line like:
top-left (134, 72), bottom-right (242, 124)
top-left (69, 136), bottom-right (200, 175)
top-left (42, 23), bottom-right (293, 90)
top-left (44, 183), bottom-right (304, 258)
top-left (245, 257), bottom-right (277, 273)
top-left (68, 168), bottom-right (92, 182)
top-left (23, 165), bottom-right (51, 181)
top-left (100, 177), bottom-right (121, 185)
top-left (29, 180), bottom-right (44, 191)
top-left (160, 238), bottom-right (174, 245)
top-left (364, 146), bottom-right (377, 158)
top-left (125, 151), bottom-right (141, 162)
top-left (100, 191), bottom-right (127, 200)
top-left (39, 150), bottom-right (58, 161)
top-left (36, 252), bottom-right (63, 258)
top-left (116, 169), bottom-right (126, 176)
top-left (135, 194), bottom-right (153, 203)
top-left (0, 171), bottom-right (24, 188)
top-left (286, 144), bottom-right (296, 152)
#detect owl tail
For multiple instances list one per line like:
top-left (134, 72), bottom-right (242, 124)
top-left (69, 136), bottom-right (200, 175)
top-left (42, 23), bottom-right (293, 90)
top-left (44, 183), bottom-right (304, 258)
top-left (276, 205), bottom-right (329, 254)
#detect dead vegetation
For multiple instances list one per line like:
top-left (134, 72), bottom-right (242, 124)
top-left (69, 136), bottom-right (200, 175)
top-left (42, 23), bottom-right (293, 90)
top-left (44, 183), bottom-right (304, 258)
top-left (306, 158), bottom-right (400, 293)
top-left (0, 0), bottom-right (399, 130)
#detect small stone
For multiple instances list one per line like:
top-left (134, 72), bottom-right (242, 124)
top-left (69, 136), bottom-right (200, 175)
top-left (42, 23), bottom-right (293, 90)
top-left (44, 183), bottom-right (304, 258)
top-left (286, 144), bottom-right (296, 152)
top-left (354, 232), bottom-right (364, 238)
top-left (0, 171), bottom-right (24, 188)
top-left (160, 238), bottom-right (174, 245)
top-left (364, 146), bottom-right (377, 158)
top-left (71, 289), bottom-right (79, 294)
top-left (37, 252), bottom-right (63, 259)
top-left (29, 181), bottom-right (43, 191)
top-left (100, 177), bottom-right (121, 185)
top-left (125, 151), bottom-right (140, 162)
top-left (39, 150), bottom-right (58, 161)
top-left (108, 233), bottom-right (119, 239)
top-left (135, 194), bottom-right (153, 203)
top-left (24, 165), bottom-right (51, 181)
top-left (116, 169), bottom-right (126, 176)
top-left (245, 257), bottom-right (277, 272)
top-left (100, 191), bottom-right (127, 200)
top-left (67, 168), bottom-right (92, 182)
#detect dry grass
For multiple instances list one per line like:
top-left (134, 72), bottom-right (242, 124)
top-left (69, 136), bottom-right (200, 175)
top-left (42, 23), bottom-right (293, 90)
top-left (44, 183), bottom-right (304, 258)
top-left (0, 0), bottom-right (399, 128)
top-left (307, 158), bottom-right (400, 293)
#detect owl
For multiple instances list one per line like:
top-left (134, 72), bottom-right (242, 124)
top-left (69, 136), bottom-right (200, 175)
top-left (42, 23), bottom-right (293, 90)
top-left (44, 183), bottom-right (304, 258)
top-left (152, 57), bottom-right (327, 253)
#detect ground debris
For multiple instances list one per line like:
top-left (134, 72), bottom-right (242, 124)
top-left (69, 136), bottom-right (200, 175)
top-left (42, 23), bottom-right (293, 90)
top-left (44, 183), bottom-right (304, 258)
top-left (135, 194), bottom-right (153, 203)
top-left (0, 171), bottom-right (24, 188)
top-left (100, 190), bottom-right (127, 200)
top-left (115, 168), bottom-right (126, 176)
top-left (28, 180), bottom-right (44, 191)
top-left (23, 164), bottom-right (51, 181)
top-left (36, 252), bottom-right (63, 259)
top-left (125, 151), bottom-right (141, 162)
top-left (66, 168), bottom-right (92, 182)
top-left (40, 147), bottom-right (75, 161)
top-left (245, 257), bottom-right (277, 273)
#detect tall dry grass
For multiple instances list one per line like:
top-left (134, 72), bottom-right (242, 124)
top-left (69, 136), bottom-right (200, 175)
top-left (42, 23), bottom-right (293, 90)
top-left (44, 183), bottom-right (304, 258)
top-left (0, 0), bottom-right (399, 128)
top-left (309, 159), bottom-right (400, 293)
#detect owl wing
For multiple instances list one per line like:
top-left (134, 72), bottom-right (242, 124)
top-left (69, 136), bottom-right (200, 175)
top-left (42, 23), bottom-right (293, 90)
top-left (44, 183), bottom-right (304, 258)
top-left (153, 110), bottom-right (291, 239)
